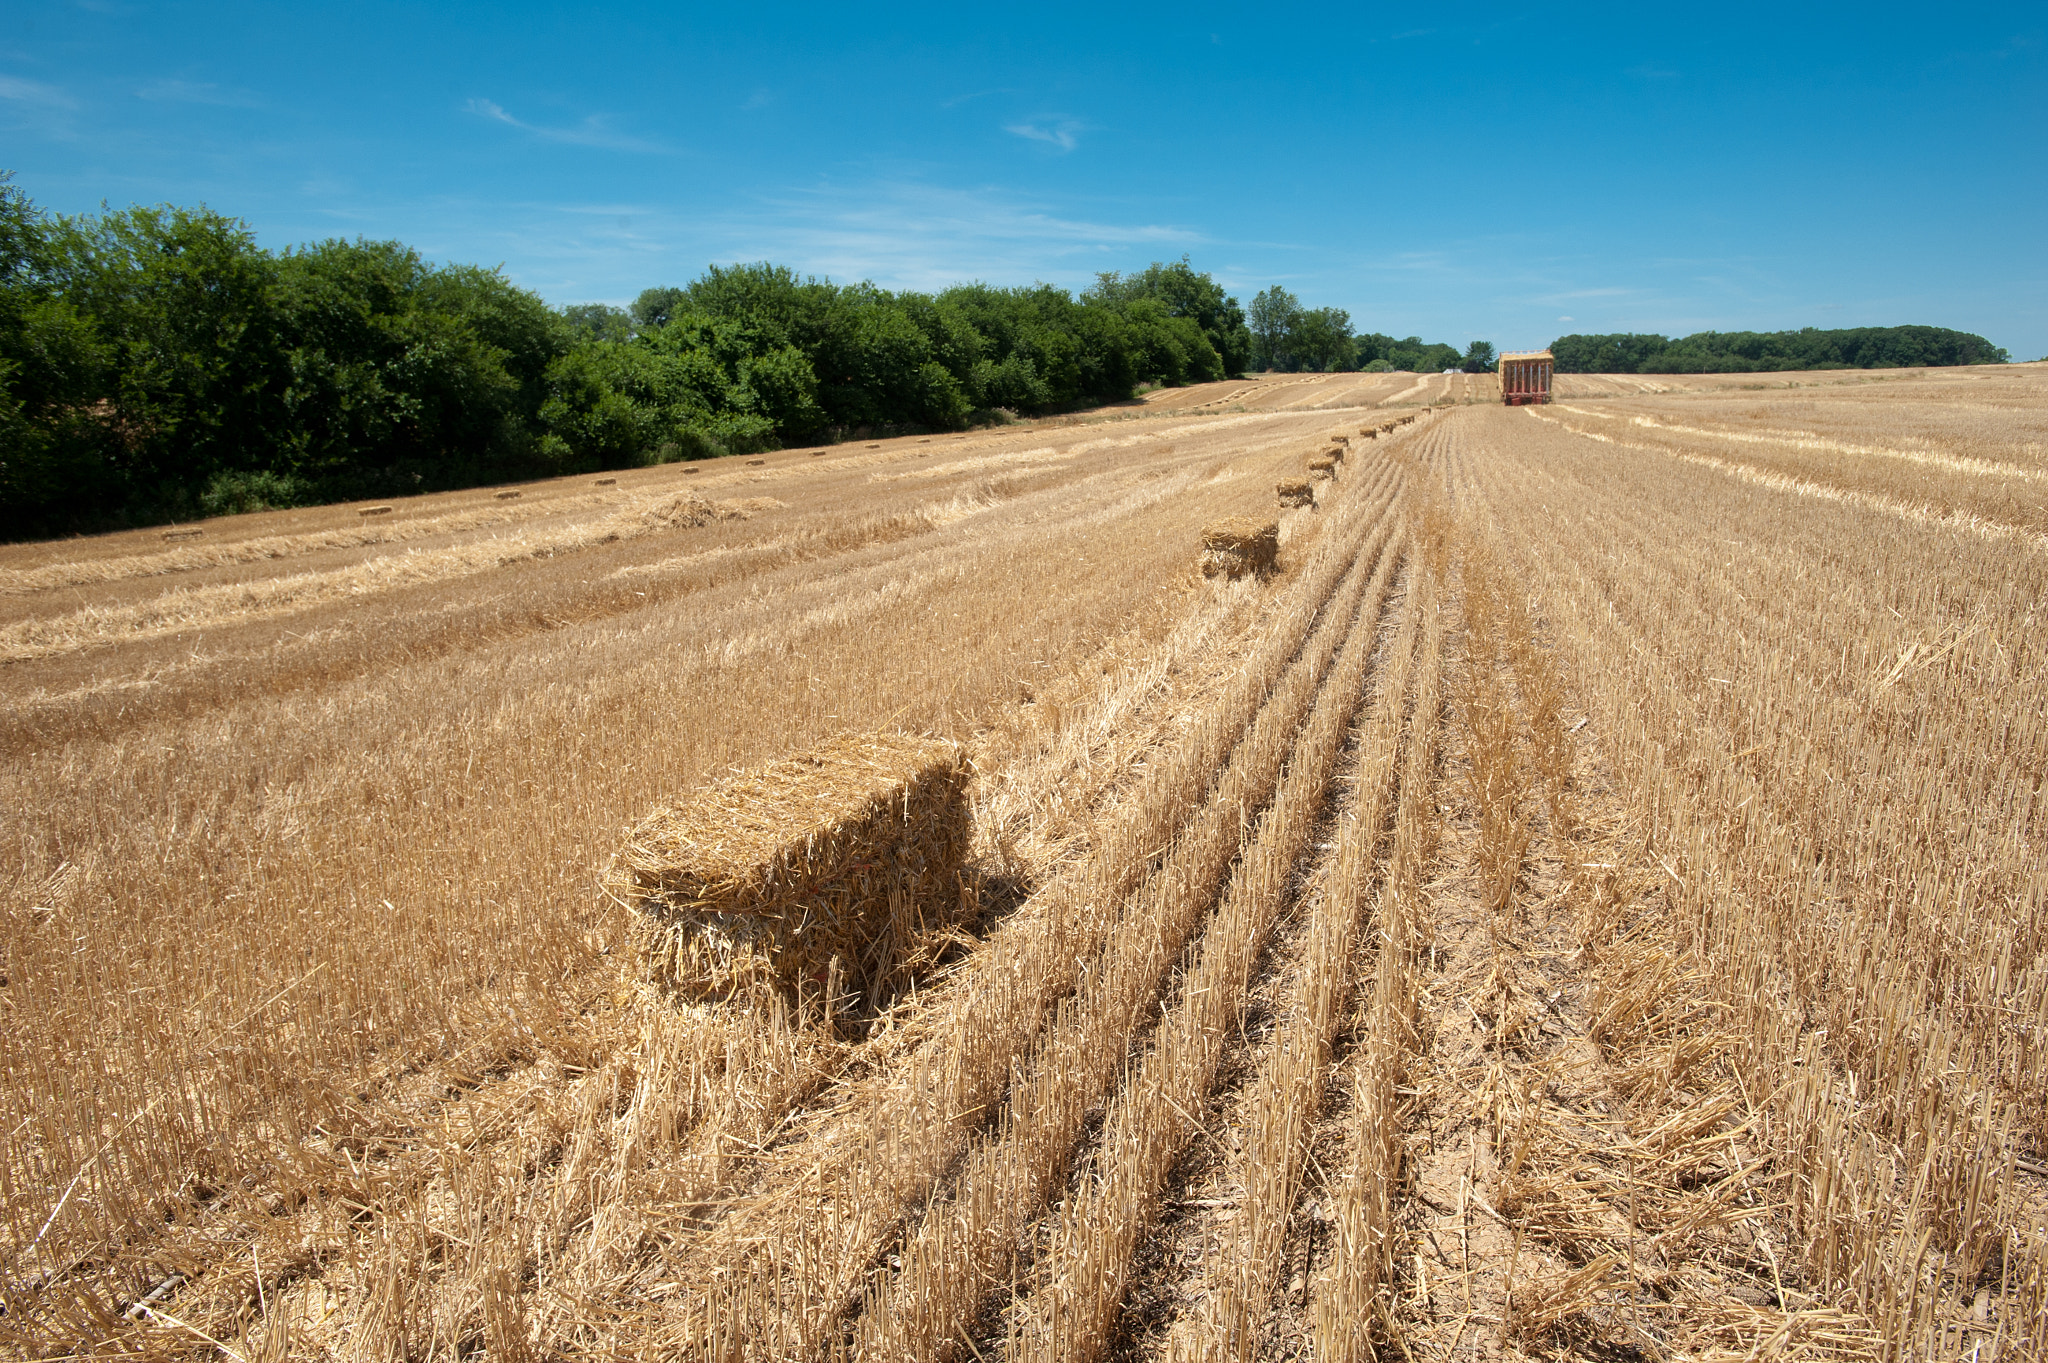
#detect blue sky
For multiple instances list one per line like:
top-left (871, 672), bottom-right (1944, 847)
top-left (4, 2), bottom-right (2043, 358)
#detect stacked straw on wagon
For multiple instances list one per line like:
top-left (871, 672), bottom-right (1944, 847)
top-left (1199, 516), bottom-right (1280, 578)
top-left (607, 734), bottom-right (972, 1020)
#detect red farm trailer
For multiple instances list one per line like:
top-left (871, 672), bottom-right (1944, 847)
top-left (1499, 349), bottom-right (1554, 405)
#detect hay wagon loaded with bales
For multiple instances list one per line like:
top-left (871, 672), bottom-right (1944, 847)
top-left (1498, 349), bottom-right (1553, 405)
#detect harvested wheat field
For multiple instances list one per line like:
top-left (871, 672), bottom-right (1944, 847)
top-left (5, 362), bottom-right (2047, 1361)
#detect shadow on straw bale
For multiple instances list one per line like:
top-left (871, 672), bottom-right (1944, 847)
top-left (1307, 455), bottom-right (1338, 480)
top-left (1200, 516), bottom-right (1280, 579)
top-left (607, 734), bottom-right (974, 1027)
top-left (1276, 478), bottom-right (1315, 509)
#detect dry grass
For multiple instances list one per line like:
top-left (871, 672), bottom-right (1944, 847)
top-left (5, 366), bottom-right (2045, 1359)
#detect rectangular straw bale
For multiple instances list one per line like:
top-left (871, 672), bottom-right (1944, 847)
top-left (1276, 478), bottom-right (1315, 509)
top-left (1200, 515), bottom-right (1280, 578)
top-left (1307, 454), bottom-right (1338, 479)
top-left (609, 734), bottom-right (972, 1012)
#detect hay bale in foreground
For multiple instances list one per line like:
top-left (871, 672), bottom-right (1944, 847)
top-left (1276, 479), bottom-right (1315, 509)
top-left (608, 734), bottom-right (972, 1015)
top-left (1201, 516), bottom-right (1280, 578)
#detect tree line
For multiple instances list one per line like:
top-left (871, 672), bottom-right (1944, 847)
top-left (1245, 286), bottom-right (1491, 376)
top-left (1551, 326), bottom-right (2007, 374)
top-left (0, 174), bottom-right (1278, 539)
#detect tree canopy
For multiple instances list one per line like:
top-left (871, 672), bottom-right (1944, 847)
top-left (1551, 326), bottom-right (2007, 374)
top-left (0, 175), bottom-right (1264, 538)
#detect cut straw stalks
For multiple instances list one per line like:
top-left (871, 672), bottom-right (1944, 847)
top-left (663, 456), bottom-right (1407, 1354)
top-left (1461, 416), bottom-right (2046, 1355)
top-left (856, 484), bottom-right (1408, 1363)
top-left (1311, 514), bottom-right (1449, 1363)
top-left (447, 585), bottom-right (1282, 1355)
top-left (1161, 538), bottom-right (1429, 1362)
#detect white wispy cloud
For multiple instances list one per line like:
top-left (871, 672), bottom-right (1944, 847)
top-left (739, 181), bottom-right (1195, 289)
top-left (1005, 120), bottom-right (1083, 152)
top-left (137, 78), bottom-right (260, 107)
top-left (464, 98), bottom-right (671, 154)
top-left (0, 76), bottom-right (76, 109)
top-left (398, 179), bottom-right (1205, 303)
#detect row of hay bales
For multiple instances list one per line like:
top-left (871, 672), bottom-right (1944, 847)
top-left (1357, 413), bottom-right (1417, 440)
top-left (1272, 432), bottom-right (1354, 513)
top-left (601, 416), bottom-right (1435, 1021)
top-left (606, 419), bottom-right (1415, 1012)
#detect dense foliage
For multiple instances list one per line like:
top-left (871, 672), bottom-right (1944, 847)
top-left (0, 174), bottom-right (1259, 538)
top-left (1551, 326), bottom-right (2008, 374)
top-left (1245, 286), bottom-right (1482, 375)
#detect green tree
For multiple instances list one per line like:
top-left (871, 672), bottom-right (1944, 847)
top-left (1293, 306), bottom-right (1354, 372)
top-left (1462, 340), bottom-right (1497, 373)
top-left (1088, 256), bottom-right (1251, 377)
top-left (562, 303), bottom-right (635, 341)
top-left (1247, 286), bottom-right (1301, 371)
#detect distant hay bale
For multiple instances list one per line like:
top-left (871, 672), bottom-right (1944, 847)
top-left (810, 450), bottom-right (827, 457)
top-left (358, 505), bottom-right (394, 517)
top-left (1276, 479), bottom-right (1315, 509)
top-left (1332, 435), bottom-right (1350, 445)
top-left (1200, 516), bottom-right (1280, 578)
top-left (1323, 446), bottom-right (1345, 461)
top-left (495, 490), bottom-right (521, 500)
top-left (683, 467), bottom-right (701, 475)
top-left (607, 734), bottom-right (973, 1017)
top-left (1307, 455), bottom-right (1338, 480)
top-left (594, 477), bottom-right (618, 486)
top-left (161, 528), bottom-right (203, 540)
top-left (746, 459), bottom-right (767, 466)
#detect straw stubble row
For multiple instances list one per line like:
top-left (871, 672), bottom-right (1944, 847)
top-left (1455, 404), bottom-right (2047, 1355)
top-left (1154, 521), bottom-right (1429, 1361)
top-left (661, 449), bottom-right (1409, 1355)
top-left (993, 514), bottom-right (1409, 1363)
